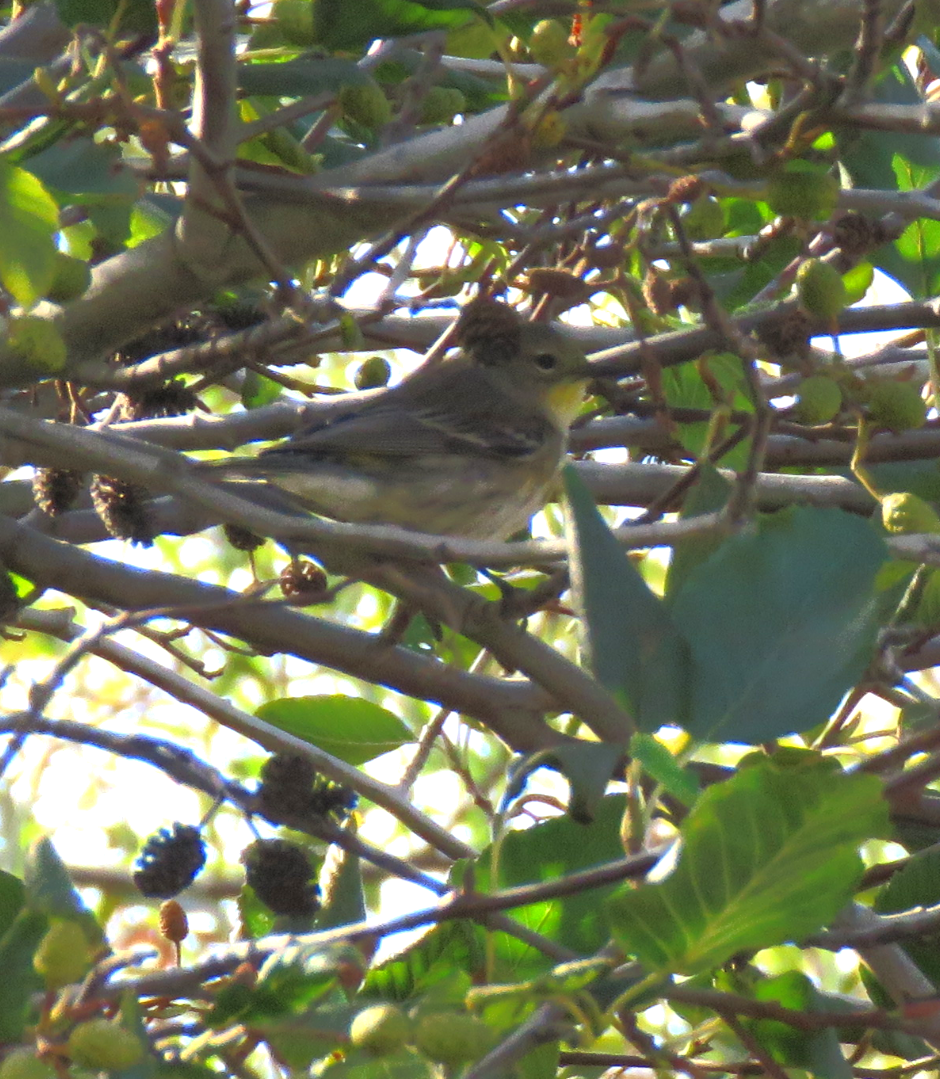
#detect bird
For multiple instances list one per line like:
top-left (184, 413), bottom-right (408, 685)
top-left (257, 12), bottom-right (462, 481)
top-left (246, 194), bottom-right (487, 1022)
top-left (204, 300), bottom-right (592, 540)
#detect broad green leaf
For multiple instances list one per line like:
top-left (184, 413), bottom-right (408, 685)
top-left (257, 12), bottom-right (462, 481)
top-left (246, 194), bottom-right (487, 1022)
top-left (238, 58), bottom-right (368, 97)
top-left (237, 884), bottom-right (277, 940)
top-left (0, 162), bottom-right (59, 307)
top-left (839, 63), bottom-right (940, 298)
top-left (507, 742), bottom-right (623, 824)
top-left (630, 733), bottom-right (699, 808)
top-left (873, 846), bottom-right (940, 986)
top-left (25, 837), bottom-right (95, 925)
top-left (671, 506), bottom-right (887, 743)
top-left (253, 1003), bottom-right (353, 1069)
top-left (26, 138), bottom-right (139, 202)
top-left (319, 1048), bottom-right (434, 1079)
top-left (315, 847), bottom-right (366, 931)
top-left (664, 462), bottom-right (733, 600)
top-left (0, 907), bottom-right (47, 1040)
top-left (313, 0), bottom-right (488, 50)
top-left (743, 972), bottom-right (852, 1079)
top-left (255, 695), bottom-right (413, 765)
top-left (885, 155), bottom-right (940, 299)
top-left (475, 796), bottom-right (630, 977)
top-left (660, 353), bottom-right (754, 470)
top-left (563, 466), bottom-right (690, 731)
top-left (0, 870), bottom-right (24, 938)
top-left (361, 921), bottom-right (483, 1002)
top-left (843, 261), bottom-right (874, 304)
top-left (242, 369), bottom-right (283, 410)
top-left (53, 0), bottom-right (156, 32)
top-left (515, 1041), bottom-right (559, 1079)
top-left (606, 757), bottom-right (889, 974)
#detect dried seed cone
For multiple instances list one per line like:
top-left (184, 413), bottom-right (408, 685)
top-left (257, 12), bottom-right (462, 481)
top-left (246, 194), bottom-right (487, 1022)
top-left (242, 838), bottom-right (321, 916)
top-left (223, 523), bottom-right (265, 552)
top-left (117, 380), bottom-right (198, 421)
top-left (133, 823), bottom-right (206, 898)
top-left (525, 268), bottom-right (590, 303)
top-left (159, 899), bottom-right (189, 945)
top-left (258, 753), bottom-right (318, 819)
top-left (279, 560), bottom-right (328, 601)
top-left (453, 297), bottom-right (521, 365)
top-left (310, 774), bottom-right (358, 821)
top-left (32, 467), bottom-right (84, 516)
top-left (91, 476), bottom-right (156, 547)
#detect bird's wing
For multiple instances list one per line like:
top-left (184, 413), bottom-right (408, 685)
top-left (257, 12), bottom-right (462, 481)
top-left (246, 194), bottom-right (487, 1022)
top-left (261, 364), bottom-right (550, 461)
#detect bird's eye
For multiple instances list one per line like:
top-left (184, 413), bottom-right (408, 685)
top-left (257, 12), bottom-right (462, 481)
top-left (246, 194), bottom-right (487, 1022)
top-left (533, 352), bottom-right (558, 371)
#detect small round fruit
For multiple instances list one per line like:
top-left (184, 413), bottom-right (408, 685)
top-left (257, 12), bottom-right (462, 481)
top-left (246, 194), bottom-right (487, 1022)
top-left (867, 379), bottom-right (927, 432)
top-left (413, 1012), bottom-right (495, 1067)
top-left (796, 258), bottom-right (847, 320)
top-left (529, 19), bottom-right (573, 67)
top-left (0, 1050), bottom-right (56, 1079)
top-left (33, 919), bottom-right (93, 989)
top-left (355, 356), bottom-right (391, 390)
top-left (45, 252), bottom-right (92, 303)
top-left (881, 492), bottom-right (940, 534)
top-left (349, 1004), bottom-right (412, 1057)
top-left (419, 87), bottom-right (465, 125)
top-left (794, 374), bottom-right (842, 425)
top-left (338, 82), bottom-right (391, 129)
top-left (67, 1020), bottom-right (145, 1071)
top-left (679, 196), bottom-right (727, 241)
top-left (767, 169), bottom-right (839, 220)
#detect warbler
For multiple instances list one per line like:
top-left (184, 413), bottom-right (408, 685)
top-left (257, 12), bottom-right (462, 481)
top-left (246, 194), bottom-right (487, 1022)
top-left (207, 301), bottom-right (591, 540)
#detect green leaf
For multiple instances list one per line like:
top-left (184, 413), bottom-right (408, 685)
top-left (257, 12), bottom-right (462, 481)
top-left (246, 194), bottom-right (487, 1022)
top-left (0, 871), bottom-right (25, 939)
top-left (743, 972), bottom-right (852, 1079)
top-left (53, 0), bottom-right (156, 32)
top-left (0, 161), bottom-right (59, 307)
top-left (476, 796), bottom-right (630, 977)
top-left (313, 0), bottom-right (487, 50)
top-left (25, 837), bottom-right (94, 923)
top-left (838, 63), bottom-right (940, 298)
top-left (537, 741), bottom-right (623, 824)
top-left (237, 884), bottom-right (277, 940)
top-left (630, 733), bottom-right (699, 808)
top-left (238, 57), bottom-right (368, 97)
top-left (25, 138), bottom-right (139, 202)
top-left (660, 353), bottom-right (754, 470)
top-left (563, 466), bottom-right (690, 731)
top-left (317, 1048), bottom-right (434, 1079)
top-left (0, 907), bottom-right (47, 1040)
top-left (514, 1040), bottom-right (559, 1079)
top-left (255, 695), bottom-right (413, 765)
top-left (671, 506), bottom-right (887, 743)
top-left (316, 847), bottom-right (366, 931)
top-left (361, 921), bottom-right (483, 1002)
top-left (605, 757), bottom-right (890, 975)
top-left (664, 462), bottom-right (733, 600)
top-left (241, 369), bottom-right (283, 410)
top-left (843, 261), bottom-right (874, 305)
top-left (873, 846), bottom-right (940, 986)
